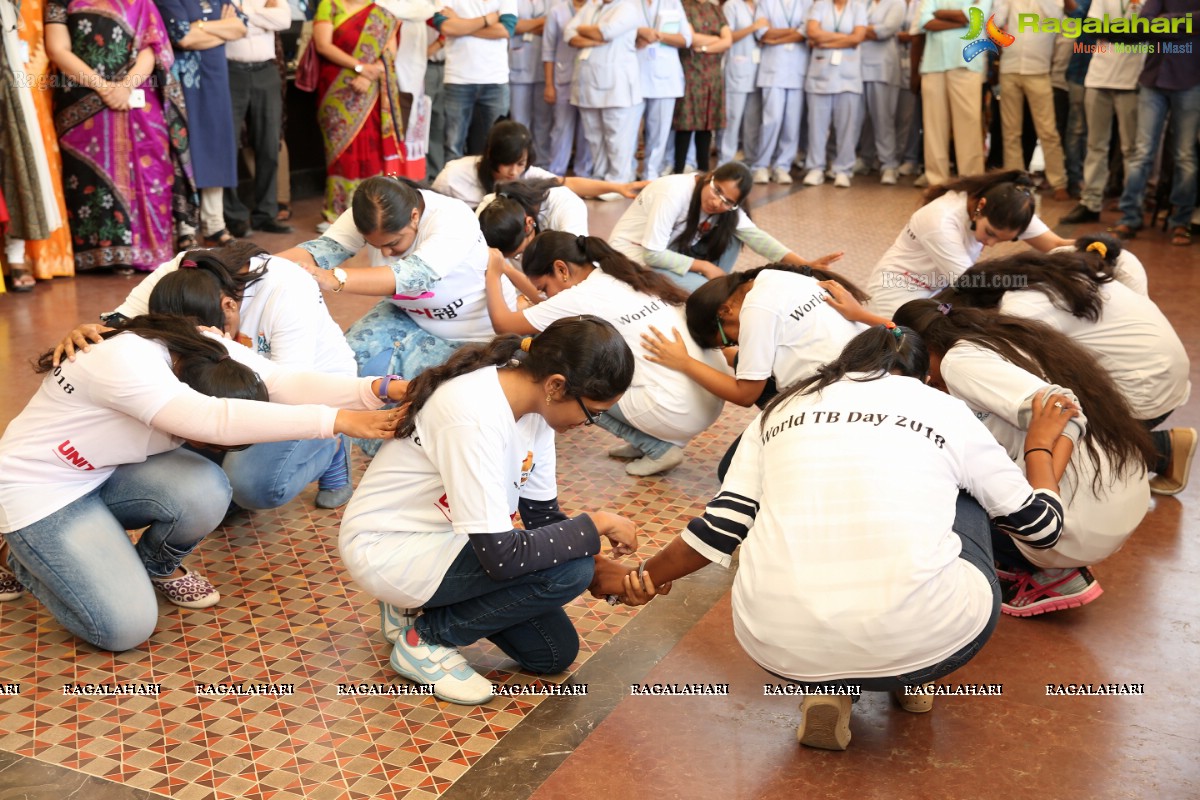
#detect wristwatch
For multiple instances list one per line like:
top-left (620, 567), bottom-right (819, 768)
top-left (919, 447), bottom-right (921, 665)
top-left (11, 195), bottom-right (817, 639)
top-left (332, 267), bottom-right (347, 293)
top-left (353, 63), bottom-right (364, 74)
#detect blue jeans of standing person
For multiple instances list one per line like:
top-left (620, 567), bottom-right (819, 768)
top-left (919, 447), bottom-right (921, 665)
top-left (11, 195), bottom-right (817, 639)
top-left (415, 543), bottom-right (595, 675)
top-left (771, 492), bottom-right (1002, 694)
top-left (443, 83), bottom-right (511, 162)
top-left (3, 449), bottom-right (230, 652)
top-left (1117, 84), bottom-right (1200, 231)
top-left (222, 437), bottom-right (340, 509)
top-left (597, 402), bottom-right (674, 460)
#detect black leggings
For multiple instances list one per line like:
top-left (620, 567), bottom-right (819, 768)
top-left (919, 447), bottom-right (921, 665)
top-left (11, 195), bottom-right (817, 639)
top-left (1141, 411), bottom-right (1173, 475)
top-left (674, 130), bottom-right (713, 174)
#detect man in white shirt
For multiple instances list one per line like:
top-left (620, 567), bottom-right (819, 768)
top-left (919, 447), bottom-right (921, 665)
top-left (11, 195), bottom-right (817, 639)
top-left (434, 0), bottom-right (520, 161)
top-left (224, 0), bottom-right (294, 235)
top-left (993, 0), bottom-right (1069, 200)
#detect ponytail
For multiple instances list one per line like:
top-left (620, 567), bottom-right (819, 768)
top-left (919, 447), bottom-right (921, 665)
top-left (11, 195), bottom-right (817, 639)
top-left (950, 251), bottom-right (1111, 322)
top-left (924, 169), bottom-right (1038, 234)
top-left (521, 231), bottom-right (690, 306)
top-left (760, 324), bottom-right (929, 429)
top-left (396, 315), bottom-right (635, 439)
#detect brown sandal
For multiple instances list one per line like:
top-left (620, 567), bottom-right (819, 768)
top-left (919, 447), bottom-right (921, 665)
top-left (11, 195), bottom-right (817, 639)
top-left (9, 266), bottom-right (35, 292)
top-left (203, 229), bottom-right (236, 247)
top-left (1108, 223), bottom-right (1138, 240)
top-left (1171, 226), bottom-right (1192, 246)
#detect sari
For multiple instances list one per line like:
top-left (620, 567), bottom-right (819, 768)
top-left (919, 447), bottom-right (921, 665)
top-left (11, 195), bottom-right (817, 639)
top-left (48, 0), bottom-right (197, 271)
top-left (316, 0), bottom-right (408, 221)
top-left (19, 0), bottom-right (75, 278)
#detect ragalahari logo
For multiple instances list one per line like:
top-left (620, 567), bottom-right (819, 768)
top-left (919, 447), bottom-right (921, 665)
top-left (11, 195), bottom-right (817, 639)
top-left (962, 6), bottom-right (1015, 61)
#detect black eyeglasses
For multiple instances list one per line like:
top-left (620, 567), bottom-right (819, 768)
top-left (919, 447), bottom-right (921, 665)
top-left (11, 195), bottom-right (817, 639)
top-left (709, 178), bottom-right (740, 211)
top-left (717, 317), bottom-right (732, 347)
top-left (574, 396), bottom-right (598, 426)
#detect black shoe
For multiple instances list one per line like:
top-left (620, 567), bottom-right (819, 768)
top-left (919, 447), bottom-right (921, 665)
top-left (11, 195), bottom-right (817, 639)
top-left (253, 219), bottom-right (294, 234)
top-left (1059, 204), bottom-right (1100, 225)
top-left (226, 219), bottom-right (250, 238)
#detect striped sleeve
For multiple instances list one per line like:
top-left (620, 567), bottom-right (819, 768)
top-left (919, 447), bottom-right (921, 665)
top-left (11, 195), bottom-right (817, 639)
top-left (991, 488), bottom-right (1064, 550)
top-left (680, 491), bottom-right (761, 568)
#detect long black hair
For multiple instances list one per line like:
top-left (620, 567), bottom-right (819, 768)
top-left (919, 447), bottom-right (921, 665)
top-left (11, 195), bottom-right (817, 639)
top-left (352, 176), bottom-right (426, 235)
top-left (396, 316), bottom-right (635, 439)
top-left (946, 250), bottom-right (1112, 322)
top-left (924, 169), bottom-right (1038, 233)
top-left (760, 325), bottom-right (929, 430)
top-left (148, 242), bottom-right (270, 328)
top-left (521, 231), bottom-right (691, 306)
top-left (476, 120), bottom-right (538, 195)
top-left (477, 178), bottom-right (560, 255)
top-left (892, 299), bottom-right (1155, 490)
top-left (668, 162), bottom-right (754, 264)
top-left (685, 264), bottom-right (870, 348)
top-left (36, 314), bottom-right (268, 402)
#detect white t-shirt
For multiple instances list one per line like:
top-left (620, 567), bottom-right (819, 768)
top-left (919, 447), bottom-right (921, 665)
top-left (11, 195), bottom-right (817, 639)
top-left (321, 191), bottom-right (504, 341)
top-left (734, 269), bottom-right (867, 391)
top-left (0, 333), bottom-right (383, 533)
top-left (339, 367), bottom-right (557, 607)
top-left (1083, 0), bottom-right (1145, 90)
top-left (866, 190), bottom-right (1051, 317)
top-left (113, 254), bottom-right (356, 377)
top-left (442, 0), bottom-right (520, 85)
top-left (1049, 243), bottom-right (1148, 296)
top-left (941, 343), bottom-right (1149, 569)
top-left (703, 374), bottom-right (1023, 681)
top-left (432, 155), bottom-right (561, 208)
top-left (522, 270), bottom-right (726, 445)
top-left (998, 284), bottom-right (1191, 420)
top-left (609, 173), bottom-right (759, 261)
top-left (477, 185), bottom-right (590, 236)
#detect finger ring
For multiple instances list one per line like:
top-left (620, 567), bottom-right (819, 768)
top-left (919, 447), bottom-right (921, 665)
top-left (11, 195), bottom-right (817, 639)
top-left (1053, 402), bottom-right (1063, 409)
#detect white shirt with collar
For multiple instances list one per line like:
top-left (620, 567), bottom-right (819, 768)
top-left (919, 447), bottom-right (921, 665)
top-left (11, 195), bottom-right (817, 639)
top-left (226, 0), bottom-right (292, 63)
top-left (993, 0), bottom-right (1061, 75)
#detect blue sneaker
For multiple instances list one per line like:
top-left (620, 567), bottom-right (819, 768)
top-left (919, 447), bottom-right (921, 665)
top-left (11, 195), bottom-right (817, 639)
top-left (389, 625), bottom-right (494, 705)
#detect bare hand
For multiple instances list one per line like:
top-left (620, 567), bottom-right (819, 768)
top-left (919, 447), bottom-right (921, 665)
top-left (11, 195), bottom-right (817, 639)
top-left (641, 325), bottom-right (692, 372)
top-left (543, 83), bottom-right (556, 104)
top-left (817, 279), bottom-right (873, 323)
top-left (755, 17), bottom-right (769, 30)
top-left (53, 323), bottom-right (113, 366)
top-left (807, 250), bottom-right (844, 268)
top-left (618, 570), bottom-right (670, 607)
top-left (100, 83), bottom-right (131, 110)
top-left (1025, 390), bottom-right (1079, 450)
top-left (690, 260), bottom-right (725, 280)
top-left (617, 180), bottom-right (650, 198)
top-left (350, 75), bottom-right (372, 94)
top-left (301, 262), bottom-right (341, 292)
top-left (196, 325), bottom-right (231, 339)
top-left (592, 511), bottom-right (639, 556)
top-left (587, 554), bottom-right (631, 598)
top-left (334, 407), bottom-right (404, 439)
top-left (361, 62), bottom-right (384, 81)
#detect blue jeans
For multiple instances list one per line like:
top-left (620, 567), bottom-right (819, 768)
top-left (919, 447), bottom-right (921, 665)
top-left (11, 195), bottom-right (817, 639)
top-left (1117, 84), bottom-right (1200, 231)
top-left (3, 449), bottom-right (230, 652)
top-left (596, 402), bottom-right (673, 460)
top-left (770, 492), bottom-right (1001, 693)
top-left (222, 437), bottom-right (340, 510)
top-left (415, 543), bottom-right (594, 675)
top-left (663, 240), bottom-right (743, 292)
top-left (443, 83), bottom-right (511, 162)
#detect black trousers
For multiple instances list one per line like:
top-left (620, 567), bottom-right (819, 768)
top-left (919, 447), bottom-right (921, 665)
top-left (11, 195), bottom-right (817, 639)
top-left (224, 61), bottom-right (283, 228)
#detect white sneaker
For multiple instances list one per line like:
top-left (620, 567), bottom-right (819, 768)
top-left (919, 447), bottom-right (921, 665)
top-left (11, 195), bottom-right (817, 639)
top-left (683, 165), bottom-right (699, 174)
top-left (913, 174), bottom-right (930, 188)
top-left (897, 162), bottom-right (917, 177)
top-left (379, 600), bottom-right (418, 644)
top-left (771, 167), bottom-right (793, 184)
top-left (852, 158), bottom-right (870, 175)
top-left (802, 169), bottom-right (825, 187)
top-left (390, 624), bottom-right (494, 705)
top-left (880, 168), bottom-right (898, 185)
top-left (594, 191), bottom-right (624, 202)
top-left (608, 443), bottom-right (644, 459)
top-left (315, 221), bottom-right (331, 234)
top-left (625, 446), bottom-right (685, 477)
top-left (834, 173), bottom-right (851, 189)
top-left (752, 167), bottom-right (770, 184)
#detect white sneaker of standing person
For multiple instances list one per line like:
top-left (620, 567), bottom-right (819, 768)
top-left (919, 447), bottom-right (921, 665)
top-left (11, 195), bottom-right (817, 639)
top-left (880, 168), bottom-right (898, 185)
top-left (752, 167), bottom-right (770, 184)
top-left (389, 618), bottom-right (494, 705)
top-left (834, 173), bottom-right (851, 188)
top-left (625, 445), bottom-right (685, 476)
top-left (803, 169), bottom-right (825, 186)
top-left (897, 162), bottom-right (917, 176)
top-left (771, 166), bottom-right (794, 184)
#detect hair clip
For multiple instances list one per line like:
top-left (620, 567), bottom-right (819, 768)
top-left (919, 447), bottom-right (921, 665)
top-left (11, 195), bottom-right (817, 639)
top-left (1086, 241), bottom-right (1108, 259)
top-left (937, 302), bottom-right (953, 316)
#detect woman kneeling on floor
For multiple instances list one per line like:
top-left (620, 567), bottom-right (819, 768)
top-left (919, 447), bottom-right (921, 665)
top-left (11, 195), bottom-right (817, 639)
top-left (338, 317), bottom-right (641, 704)
top-left (593, 325), bottom-right (1074, 749)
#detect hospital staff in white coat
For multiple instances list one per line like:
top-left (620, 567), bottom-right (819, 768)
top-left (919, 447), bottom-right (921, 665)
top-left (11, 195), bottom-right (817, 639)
top-left (752, 0), bottom-right (811, 185)
top-left (510, 0), bottom-right (554, 160)
top-left (802, 0), bottom-right (867, 188)
top-left (543, 0), bottom-right (593, 176)
top-left (566, 0), bottom-right (644, 183)
top-left (719, 0), bottom-right (767, 166)
top-left (633, 0), bottom-right (692, 180)
top-left (859, 0), bottom-right (906, 184)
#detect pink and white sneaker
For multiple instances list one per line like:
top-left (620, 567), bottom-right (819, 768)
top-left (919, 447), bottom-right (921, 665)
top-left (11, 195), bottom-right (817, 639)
top-left (0, 565), bottom-right (25, 601)
top-left (151, 567), bottom-right (220, 609)
top-left (1000, 567), bottom-right (1103, 617)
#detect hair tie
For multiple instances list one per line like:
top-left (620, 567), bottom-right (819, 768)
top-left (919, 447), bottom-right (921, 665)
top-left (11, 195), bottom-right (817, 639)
top-left (575, 235), bottom-right (588, 252)
top-left (217, 354), bottom-right (231, 362)
top-left (884, 321), bottom-right (903, 342)
top-left (1086, 241), bottom-right (1108, 259)
top-left (799, 265), bottom-right (814, 277)
top-left (937, 302), bottom-right (953, 316)
top-left (520, 336), bottom-right (534, 353)
top-left (181, 259), bottom-right (198, 268)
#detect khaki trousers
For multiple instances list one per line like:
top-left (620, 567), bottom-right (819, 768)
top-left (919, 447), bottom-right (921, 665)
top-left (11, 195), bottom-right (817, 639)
top-left (921, 68), bottom-right (985, 186)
